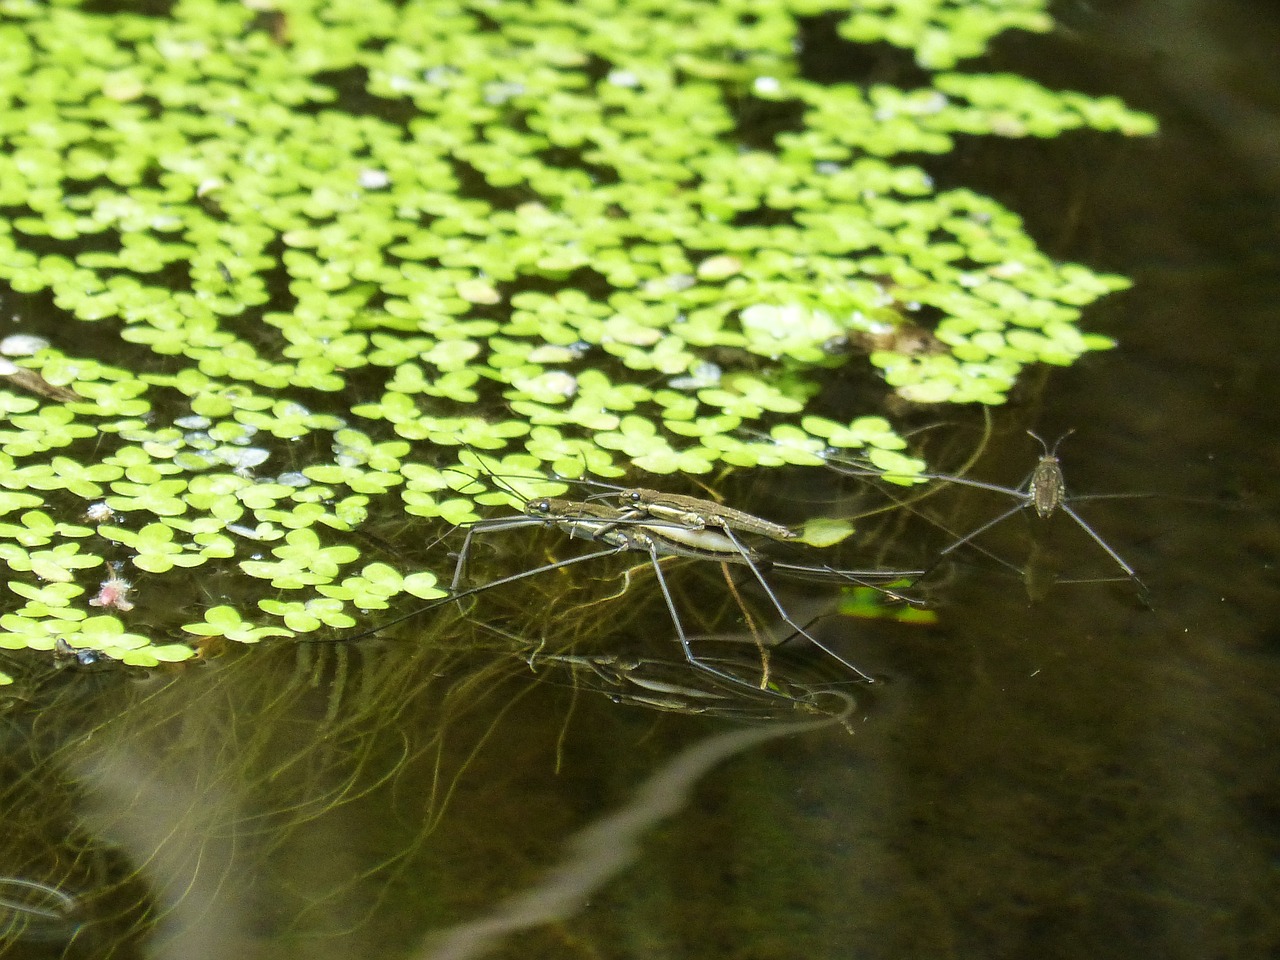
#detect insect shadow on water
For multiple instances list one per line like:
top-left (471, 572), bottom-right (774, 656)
top-left (826, 430), bottom-right (1152, 605)
top-left (338, 466), bottom-right (918, 701)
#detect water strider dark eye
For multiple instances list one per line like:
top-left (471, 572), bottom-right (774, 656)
top-left (532, 499), bottom-right (551, 514)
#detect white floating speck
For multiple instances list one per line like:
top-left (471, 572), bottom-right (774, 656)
top-left (0, 334), bottom-right (48, 357)
top-left (988, 261), bottom-right (1027, 279)
top-left (220, 446), bottom-right (269, 472)
top-left (228, 524), bottom-right (271, 541)
top-left (484, 81), bottom-right (525, 105)
top-left (85, 502), bottom-right (114, 522)
top-left (668, 361), bottom-right (722, 390)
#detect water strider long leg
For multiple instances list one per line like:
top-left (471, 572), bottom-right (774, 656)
top-left (712, 524), bottom-right (877, 684)
top-left (929, 502), bottom-right (1026, 565)
top-left (767, 559), bottom-right (927, 604)
top-left (1060, 503), bottom-right (1150, 605)
top-left (334, 544), bottom-right (631, 644)
top-left (637, 542), bottom-right (801, 701)
top-left (717, 559), bottom-right (772, 690)
top-left (449, 516), bottom-right (553, 592)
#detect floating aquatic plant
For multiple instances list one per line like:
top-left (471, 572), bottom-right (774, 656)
top-left (0, 0), bottom-right (1155, 663)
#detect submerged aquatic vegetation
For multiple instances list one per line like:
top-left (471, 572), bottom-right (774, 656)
top-left (0, 631), bottom-right (574, 951)
top-left (0, 0), bottom-right (1154, 663)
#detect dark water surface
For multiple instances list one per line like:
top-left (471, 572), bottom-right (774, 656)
top-left (4, 2), bottom-right (1280, 958)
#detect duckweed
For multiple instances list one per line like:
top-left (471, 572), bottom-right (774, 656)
top-left (0, 0), bottom-right (1154, 664)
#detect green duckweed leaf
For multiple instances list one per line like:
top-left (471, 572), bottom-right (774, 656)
top-left (795, 517), bottom-right (857, 548)
top-left (184, 605), bottom-right (292, 643)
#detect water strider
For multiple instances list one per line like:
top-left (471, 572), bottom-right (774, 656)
top-left (534, 453), bottom-right (798, 542)
top-left (337, 472), bottom-right (920, 697)
top-left (327, 472), bottom-right (781, 686)
top-left (458, 459), bottom-right (918, 596)
top-left (339, 497), bottom-right (805, 699)
top-left (866, 430), bottom-right (1152, 604)
top-left (513, 495), bottom-right (884, 689)
top-left (609, 487), bottom-right (797, 542)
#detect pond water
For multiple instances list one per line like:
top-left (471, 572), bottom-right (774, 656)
top-left (4, 2), bottom-right (1280, 959)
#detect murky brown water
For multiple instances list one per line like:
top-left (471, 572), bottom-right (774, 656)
top-left (4, 2), bottom-right (1280, 959)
